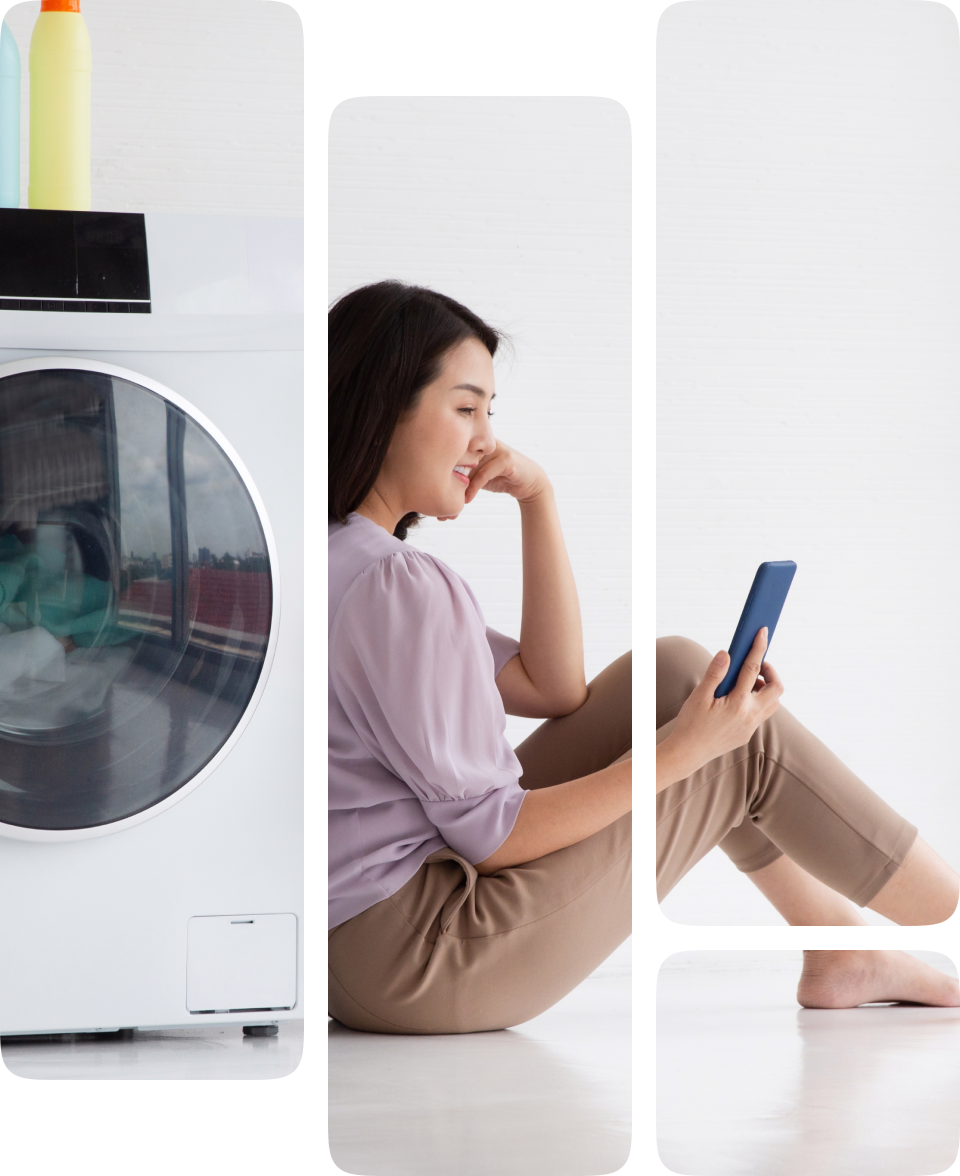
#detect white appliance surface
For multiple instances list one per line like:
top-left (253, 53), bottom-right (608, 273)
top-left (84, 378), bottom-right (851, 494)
top-left (0, 215), bottom-right (303, 1037)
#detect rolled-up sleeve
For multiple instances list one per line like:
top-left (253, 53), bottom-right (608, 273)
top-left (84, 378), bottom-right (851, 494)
top-left (329, 549), bottom-right (527, 864)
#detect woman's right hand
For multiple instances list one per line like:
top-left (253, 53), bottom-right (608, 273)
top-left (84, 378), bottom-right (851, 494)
top-left (657, 628), bottom-right (784, 789)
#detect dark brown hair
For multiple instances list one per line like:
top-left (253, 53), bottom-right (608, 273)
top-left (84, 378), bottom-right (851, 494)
top-left (329, 281), bottom-right (501, 540)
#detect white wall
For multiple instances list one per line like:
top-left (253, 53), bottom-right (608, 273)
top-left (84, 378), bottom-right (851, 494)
top-left (329, 97), bottom-right (632, 750)
top-left (2, 0), bottom-right (302, 215)
top-left (658, 0), bottom-right (960, 924)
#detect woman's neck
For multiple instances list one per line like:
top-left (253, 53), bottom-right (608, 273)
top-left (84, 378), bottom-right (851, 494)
top-left (354, 490), bottom-right (401, 534)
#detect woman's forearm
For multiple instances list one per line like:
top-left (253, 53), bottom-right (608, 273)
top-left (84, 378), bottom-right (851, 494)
top-left (657, 734), bottom-right (698, 793)
top-left (476, 762), bottom-right (631, 875)
top-left (516, 486), bottom-right (587, 713)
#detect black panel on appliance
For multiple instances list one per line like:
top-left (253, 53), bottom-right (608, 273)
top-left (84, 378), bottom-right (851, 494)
top-left (0, 210), bottom-right (76, 298)
top-left (75, 212), bottom-right (151, 301)
top-left (0, 210), bottom-right (150, 309)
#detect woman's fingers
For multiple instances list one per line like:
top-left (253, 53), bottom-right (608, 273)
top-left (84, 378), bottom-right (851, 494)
top-left (697, 649), bottom-right (730, 695)
top-left (755, 659), bottom-right (784, 716)
top-left (738, 630), bottom-right (767, 691)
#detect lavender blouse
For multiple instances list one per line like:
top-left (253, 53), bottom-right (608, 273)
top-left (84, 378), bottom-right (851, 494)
top-left (328, 513), bottom-right (527, 929)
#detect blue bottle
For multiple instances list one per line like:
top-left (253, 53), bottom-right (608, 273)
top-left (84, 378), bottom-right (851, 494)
top-left (0, 22), bottom-right (20, 208)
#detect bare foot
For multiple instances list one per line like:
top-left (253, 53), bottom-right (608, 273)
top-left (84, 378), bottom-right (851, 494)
top-left (797, 950), bottom-right (960, 1009)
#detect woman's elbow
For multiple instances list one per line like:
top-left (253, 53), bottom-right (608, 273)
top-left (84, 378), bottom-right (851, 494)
top-left (544, 683), bottom-right (588, 718)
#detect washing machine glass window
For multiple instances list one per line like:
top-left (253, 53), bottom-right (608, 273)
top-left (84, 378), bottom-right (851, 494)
top-left (0, 367), bottom-right (272, 830)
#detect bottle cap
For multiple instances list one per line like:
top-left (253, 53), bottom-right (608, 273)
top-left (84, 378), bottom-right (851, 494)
top-left (40, 0), bottom-right (81, 10)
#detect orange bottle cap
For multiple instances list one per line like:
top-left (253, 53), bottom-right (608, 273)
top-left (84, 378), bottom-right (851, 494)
top-left (40, 0), bottom-right (81, 10)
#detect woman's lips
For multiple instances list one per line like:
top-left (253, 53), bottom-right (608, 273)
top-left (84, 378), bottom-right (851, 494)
top-left (453, 470), bottom-right (471, 486)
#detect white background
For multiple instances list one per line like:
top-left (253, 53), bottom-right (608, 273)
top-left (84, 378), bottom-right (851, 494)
top-left (2, 0), bottom-right (302, 214)
top-left (658, 950), bottom-right (960, 978)
top-left (659, 0), bottom-right (960, 926)
top-left (329, 97), bottom-right (631, 750)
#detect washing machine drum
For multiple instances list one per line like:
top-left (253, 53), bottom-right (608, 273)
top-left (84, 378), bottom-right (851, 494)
top-left (0, 365), bottom-right (273, 832)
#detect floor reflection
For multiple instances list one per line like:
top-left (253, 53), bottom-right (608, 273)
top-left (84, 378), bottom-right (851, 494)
top-left (658, 951), bottom-right (960, 1176)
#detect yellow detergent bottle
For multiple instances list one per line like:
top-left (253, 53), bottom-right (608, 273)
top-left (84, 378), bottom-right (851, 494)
top-left (28, 0), bottom-right (91, 210)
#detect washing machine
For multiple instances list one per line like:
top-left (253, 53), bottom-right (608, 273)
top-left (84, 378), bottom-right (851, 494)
top-left (0, 210), bottom-right (303, 1038)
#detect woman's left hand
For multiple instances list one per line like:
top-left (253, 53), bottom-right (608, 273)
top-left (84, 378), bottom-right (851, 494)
top-left (437, 440), bottom-right (550, 521)
top-left (464, 440), bottom-right (549, 505)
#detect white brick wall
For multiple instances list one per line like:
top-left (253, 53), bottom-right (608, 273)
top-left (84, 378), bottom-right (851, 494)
top-left (658, 1), bottom-right (960, 923)
top-left (329, 97), bottom-right (631, 749)
top-left (2, 0), bottom-right (302, 215)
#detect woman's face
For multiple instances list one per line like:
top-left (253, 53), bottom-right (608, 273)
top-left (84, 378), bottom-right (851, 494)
top-left (374, 337), bottom-right (496, 523)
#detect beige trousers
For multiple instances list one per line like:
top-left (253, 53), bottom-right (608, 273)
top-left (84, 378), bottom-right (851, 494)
top-left (657, 636), bottom-right (917, 904)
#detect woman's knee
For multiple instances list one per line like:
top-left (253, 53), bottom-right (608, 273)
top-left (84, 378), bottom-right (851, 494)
top-left (656, 635), bottom-right (712, 725)
top-left (657, 635), bottom-right (712, 679)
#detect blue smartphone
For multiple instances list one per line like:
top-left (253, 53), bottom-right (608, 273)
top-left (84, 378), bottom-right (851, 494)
top-left (714, 560), bottom-right (797, 698)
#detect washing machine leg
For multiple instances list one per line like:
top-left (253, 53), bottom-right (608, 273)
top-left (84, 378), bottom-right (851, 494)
top-left (243, 1023), bottom-right (279, 1037)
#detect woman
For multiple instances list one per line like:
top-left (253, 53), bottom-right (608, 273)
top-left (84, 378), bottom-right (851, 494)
top-left (654, 630), bottom-right (960, 921)
top-left (328, 281), bottom-right (632, 1034)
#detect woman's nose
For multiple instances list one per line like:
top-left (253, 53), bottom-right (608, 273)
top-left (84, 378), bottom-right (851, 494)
top-left (475, 412), bottom-right (495, 452)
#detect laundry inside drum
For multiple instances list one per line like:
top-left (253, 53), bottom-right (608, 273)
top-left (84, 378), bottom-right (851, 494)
top-left (0, 522), bottom-right (138, 734)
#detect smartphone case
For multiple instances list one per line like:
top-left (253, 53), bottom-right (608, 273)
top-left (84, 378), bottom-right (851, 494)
top-left (714, 560), bottom-right (797, 698)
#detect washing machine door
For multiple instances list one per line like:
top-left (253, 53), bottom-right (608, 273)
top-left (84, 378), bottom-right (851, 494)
top-left (0, 359), bottom-right (277, 836)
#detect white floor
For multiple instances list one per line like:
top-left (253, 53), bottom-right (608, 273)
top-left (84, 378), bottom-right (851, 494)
top-left (1, 1020), bottom-right (303, 1080)
top-left (328, 937), bottom-right (632, 1176)
top-left (658, 951), bottom-right (960, 1176)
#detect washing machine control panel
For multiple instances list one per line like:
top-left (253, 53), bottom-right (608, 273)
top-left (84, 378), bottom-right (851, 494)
top-left (0, 209), bottom-right (151, 314)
